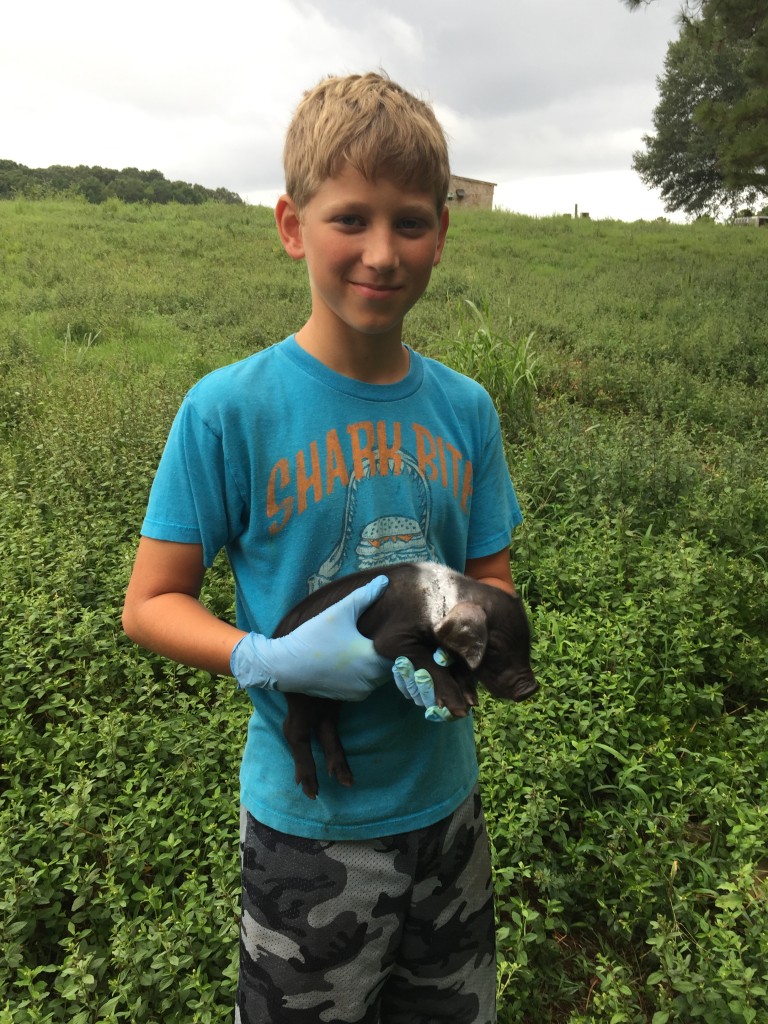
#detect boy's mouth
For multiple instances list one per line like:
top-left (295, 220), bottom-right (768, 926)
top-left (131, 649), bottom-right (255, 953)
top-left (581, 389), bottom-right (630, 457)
top-left (350, 281), bottom-right (402, 297)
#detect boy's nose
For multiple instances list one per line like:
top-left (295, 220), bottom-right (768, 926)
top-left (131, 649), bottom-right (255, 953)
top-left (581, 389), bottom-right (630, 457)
top-left (362, 230), bottom-right (399, 272)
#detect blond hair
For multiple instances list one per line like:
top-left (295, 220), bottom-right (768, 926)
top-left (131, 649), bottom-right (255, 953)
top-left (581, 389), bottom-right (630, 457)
top-left (283, 72), bottom-right (450, 212)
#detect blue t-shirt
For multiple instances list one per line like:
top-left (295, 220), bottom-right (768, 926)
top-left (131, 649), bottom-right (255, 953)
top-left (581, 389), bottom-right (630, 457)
top-left (142, 336), bottom-right (522, 839)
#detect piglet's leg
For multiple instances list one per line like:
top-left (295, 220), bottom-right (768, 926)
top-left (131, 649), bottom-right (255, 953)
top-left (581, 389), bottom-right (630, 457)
top-left (382, 639), bottom-right (472, 716)
top-left (283, 694), bottom-right (321, 799)
top-left (314, 704), bottom-right (354, 790)
top-left (429, 662), bottom-right (476, 716)
top-left (445, 659), bottom-right (479, 708)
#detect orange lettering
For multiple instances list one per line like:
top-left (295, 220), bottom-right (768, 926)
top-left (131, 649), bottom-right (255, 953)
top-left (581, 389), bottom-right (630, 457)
top-left (267, 458), bottom-right (293, 535)
top-left (326, 429), bottom-right (349, 494)
top-left (461, 460), bottom-right (474, 513)
top-left (296, 441), bottom-right (322, 514)
top-left (348, 421), bottom-right (376, 479)
top-left (413, 423), bottom-right (438, 481)
top-left (445, 441), bottom-right (463, 498)
top-left (436, 435), bottom-right (449, 488)
top-left (376, 421), bottom-right (402, 476)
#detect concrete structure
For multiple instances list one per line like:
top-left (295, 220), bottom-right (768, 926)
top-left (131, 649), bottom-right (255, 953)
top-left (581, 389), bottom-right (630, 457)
top-left (733, 216), bottom-right (768, 227)
top-left (447, 175), bottom-right (495, 210)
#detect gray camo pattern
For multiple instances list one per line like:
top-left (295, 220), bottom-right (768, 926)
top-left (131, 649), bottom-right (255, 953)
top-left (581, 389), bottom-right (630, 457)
top-left (236, 787), bottom-right (496, 1023)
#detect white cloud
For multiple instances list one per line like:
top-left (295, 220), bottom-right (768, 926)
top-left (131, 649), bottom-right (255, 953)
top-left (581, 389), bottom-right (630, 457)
top-left (495, 169), bottom-right (684, 222)
top-left (0, 0), bottom-right (684, 220)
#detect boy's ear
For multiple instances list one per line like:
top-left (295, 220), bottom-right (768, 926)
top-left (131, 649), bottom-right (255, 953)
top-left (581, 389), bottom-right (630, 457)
top-left (433, 206), bottom-right (449, 267)
top-left (275, 194), bottom-right (305, 260)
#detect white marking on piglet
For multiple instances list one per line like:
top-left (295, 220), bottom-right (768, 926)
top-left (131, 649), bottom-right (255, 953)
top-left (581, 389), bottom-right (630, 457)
top-left (414, 563), bottom-right (462, 628)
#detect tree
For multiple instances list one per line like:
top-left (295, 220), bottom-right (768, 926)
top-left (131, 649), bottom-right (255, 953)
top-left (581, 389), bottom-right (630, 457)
top-left (78, 175), bottom-right (107, 204)
top-left (111, 174), bottom-right (147, 204)
top-left (623, 0), bottom-right (768, 215)
top-left (144, 178), bottom-right (175, 204)
top-left (632, 21), bottom-right (758, 214)
top-left (0, 162), bottom-right (244, 205)
top-left (621, 0), bottom-right (764, 36)
top-left (0, 160), bottom-right (26, 198)
top-left (695, 9), bottom-right (768, 196)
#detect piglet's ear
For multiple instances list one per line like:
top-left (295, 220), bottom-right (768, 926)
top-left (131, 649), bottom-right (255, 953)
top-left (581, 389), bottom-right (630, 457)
top-left (435, 602), bottom-right (488, 670)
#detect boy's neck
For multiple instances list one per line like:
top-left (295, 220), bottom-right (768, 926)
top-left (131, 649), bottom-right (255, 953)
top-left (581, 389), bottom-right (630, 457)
top-left (294, 324), bottom-right (410, 385)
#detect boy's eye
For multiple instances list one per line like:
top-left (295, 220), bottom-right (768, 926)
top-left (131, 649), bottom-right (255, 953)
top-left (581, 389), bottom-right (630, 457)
top-left (332, 214), bottom-right (430, 228)
top-left (398, 217), bottom-right (429, 233)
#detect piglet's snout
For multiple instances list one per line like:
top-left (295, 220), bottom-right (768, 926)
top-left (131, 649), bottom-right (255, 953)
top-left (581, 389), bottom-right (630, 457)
top-left (488, 669), bottom-right (538, 702)
top-left (509, 671), bottom-right (538, 701)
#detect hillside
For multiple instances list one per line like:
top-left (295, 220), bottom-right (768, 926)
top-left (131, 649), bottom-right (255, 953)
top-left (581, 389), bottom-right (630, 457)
top-left (1, 198), bottom-right (766, 1023)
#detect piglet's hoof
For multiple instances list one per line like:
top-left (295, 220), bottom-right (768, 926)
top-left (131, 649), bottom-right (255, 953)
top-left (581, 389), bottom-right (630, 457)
top-left (297, 772), bottom-right (319, 800)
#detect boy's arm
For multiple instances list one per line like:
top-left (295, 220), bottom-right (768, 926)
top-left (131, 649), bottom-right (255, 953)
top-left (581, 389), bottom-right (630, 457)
top-left (465, 547), bottom-right (516, 595)
top-left (122, 537), bottom-right (246, 675)
top-left (123, 537), bottom-right (392, 700)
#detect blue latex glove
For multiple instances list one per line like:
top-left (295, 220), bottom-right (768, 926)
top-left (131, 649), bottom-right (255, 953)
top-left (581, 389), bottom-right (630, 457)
top-left (231, 576), bottom-right (391, 701)
top-left (392, 648), bottom-right (456, 722)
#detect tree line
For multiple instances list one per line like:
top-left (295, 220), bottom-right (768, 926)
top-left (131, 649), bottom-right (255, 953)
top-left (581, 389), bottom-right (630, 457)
top-left (0, 160), bottom-right (243, 205)
top-left (623, 0), bottom-right (768, 217)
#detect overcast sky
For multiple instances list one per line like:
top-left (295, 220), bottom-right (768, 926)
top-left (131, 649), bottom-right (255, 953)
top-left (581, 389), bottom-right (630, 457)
top-left (2, 0), bottom-right (685, 221)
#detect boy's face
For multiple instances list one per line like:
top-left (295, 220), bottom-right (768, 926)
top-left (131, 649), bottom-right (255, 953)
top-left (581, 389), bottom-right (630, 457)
top-left (276, 164), bottom-right (449, 352)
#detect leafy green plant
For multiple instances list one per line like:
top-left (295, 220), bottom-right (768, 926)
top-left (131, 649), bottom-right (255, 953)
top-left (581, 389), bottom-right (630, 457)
top-left (1, 199), bottom-right (767, 1022)
top-left (448, 297), bottom-right (539, 439)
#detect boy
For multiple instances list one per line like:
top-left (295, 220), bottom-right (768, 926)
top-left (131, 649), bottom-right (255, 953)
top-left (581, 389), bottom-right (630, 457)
top-left (123, 72), bottom-right (523, 1023)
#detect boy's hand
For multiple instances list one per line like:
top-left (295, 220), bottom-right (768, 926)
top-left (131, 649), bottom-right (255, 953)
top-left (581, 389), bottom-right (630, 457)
top-left (231, 576), bottom-right (392, 701)
top-left (392, 650), bottom-right (456, 722)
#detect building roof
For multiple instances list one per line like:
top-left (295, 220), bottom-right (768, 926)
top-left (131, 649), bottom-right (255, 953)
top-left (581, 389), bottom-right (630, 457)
top-left (450, 174), bottom-right (497, 187)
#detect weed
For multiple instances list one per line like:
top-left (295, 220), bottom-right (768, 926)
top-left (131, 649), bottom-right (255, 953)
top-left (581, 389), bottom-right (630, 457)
top-left (448, 297), bottom-right (539, 440)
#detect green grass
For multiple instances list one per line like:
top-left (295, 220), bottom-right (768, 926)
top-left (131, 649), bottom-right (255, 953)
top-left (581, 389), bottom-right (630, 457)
top-left (1, 198), bottom-right (766, 1023)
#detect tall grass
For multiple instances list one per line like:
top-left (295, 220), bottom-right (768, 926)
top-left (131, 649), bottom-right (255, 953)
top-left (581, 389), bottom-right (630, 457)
top-left (449, 298), bottom-right (539, 440)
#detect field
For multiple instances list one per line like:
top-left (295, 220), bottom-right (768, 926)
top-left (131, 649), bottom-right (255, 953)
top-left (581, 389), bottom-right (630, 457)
top-left (1, 197), bottom-right (767, 1023)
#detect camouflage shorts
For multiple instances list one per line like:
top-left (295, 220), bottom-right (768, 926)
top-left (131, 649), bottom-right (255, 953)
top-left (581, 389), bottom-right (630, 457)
top-left (236, 786), bottom-right (496, 1024)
